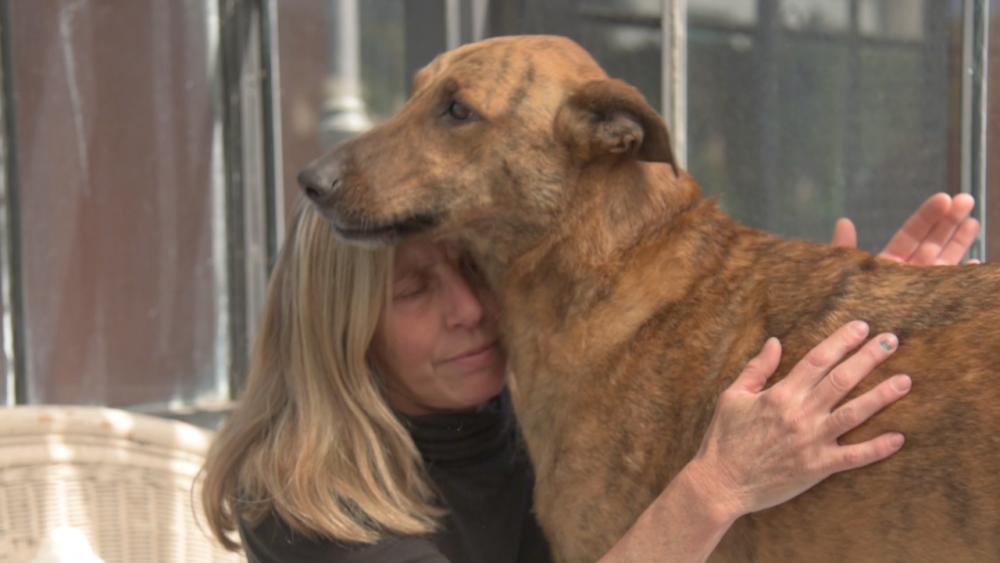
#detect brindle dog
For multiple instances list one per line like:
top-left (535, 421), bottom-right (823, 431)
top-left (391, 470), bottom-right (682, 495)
top-left (299, 35), bottom-right (1000, 562)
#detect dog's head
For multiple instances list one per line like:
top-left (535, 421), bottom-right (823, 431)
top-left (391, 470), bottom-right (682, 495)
top-left (298, 35), bottom-right (676, 249)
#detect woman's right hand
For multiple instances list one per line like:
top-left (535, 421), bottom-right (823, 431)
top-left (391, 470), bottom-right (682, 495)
top-left (686, 321), bottom-right (912, 520)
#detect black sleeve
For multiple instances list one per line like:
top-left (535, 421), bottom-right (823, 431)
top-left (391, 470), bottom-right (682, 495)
top-left (240, 512), bottom-right (450, 563)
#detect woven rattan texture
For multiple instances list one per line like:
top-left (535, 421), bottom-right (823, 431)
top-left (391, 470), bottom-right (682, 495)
top-left (0, 407), bottom-right (245, 563)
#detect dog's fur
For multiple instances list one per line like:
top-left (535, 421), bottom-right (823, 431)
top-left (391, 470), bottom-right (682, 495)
top-left (300, 35), bottom-right (1000, 562)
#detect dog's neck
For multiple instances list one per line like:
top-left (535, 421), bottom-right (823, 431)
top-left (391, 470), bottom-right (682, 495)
top-left (557, 160), bottom-right (703, 266)
top-left (467, 160), bottom-right (705, 292)
top-left (469, 160), bottom-right (749, 412)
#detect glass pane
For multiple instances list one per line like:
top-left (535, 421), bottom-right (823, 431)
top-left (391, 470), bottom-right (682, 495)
top-left (781, 0), bottom-right (848, 32)
top-left (282, 0), bottom-right (666, 216)
top-left (688, 0), bottom-right (959, 252)
top-left (277, 1), bottom-right (332, 222)
top-left (495, 0), bottom-right (664, 113)
top-left (278, 0), bottom-right (407, 218)
top-left (690, 0), bottom-right (758, 26)
top-left (12, 1), bottom-right (224, 407)
top-left (279, 0), bottom-right (983, 259)
top-left (859, 0), bottom-right (925, 40)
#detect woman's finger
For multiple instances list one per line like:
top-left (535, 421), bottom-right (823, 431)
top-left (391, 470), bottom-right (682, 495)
top-left (831, 218), bottom-right (858, 248)
top-left (808, 333), bottom-right (898, 410)
top-left (879, 193), bottom-right (951, 262)
top-left (729, 337), bottom-right (782, 394)
top-left (825, 432), bottom-right (906, 475)
top-left (909, 194), bottom-right (976, 265)
top-left (935, 218), bottom-right (980, 265)
top-left (823, 374), bottom-right (911, 438)
top-left (779, 321), bottom-right (870, 391)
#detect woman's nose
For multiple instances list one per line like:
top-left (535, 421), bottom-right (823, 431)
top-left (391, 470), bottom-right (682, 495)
top-left (443, 270), bottom-right (485, 328)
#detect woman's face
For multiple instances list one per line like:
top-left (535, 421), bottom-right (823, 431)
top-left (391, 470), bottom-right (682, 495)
top-left (371, 237), bottom-right (506, 415)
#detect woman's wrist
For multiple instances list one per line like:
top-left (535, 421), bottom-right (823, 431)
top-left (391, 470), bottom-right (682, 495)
top-left (678, 457), bottom-right (746, 527)
top-left (598, 460), bottom-right (742, 563)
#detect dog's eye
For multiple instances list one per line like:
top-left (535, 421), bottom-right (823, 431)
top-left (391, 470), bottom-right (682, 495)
top-left (447, 100), bottom-right (474, 121)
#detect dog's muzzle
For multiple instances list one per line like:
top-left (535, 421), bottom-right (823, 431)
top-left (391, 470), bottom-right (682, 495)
top-left (297, 160), bottom-right (441, 245)
top-left (298, 165), bottom-right (341, 208)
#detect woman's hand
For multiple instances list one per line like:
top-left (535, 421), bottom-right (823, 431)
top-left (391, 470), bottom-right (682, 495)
top-left (599, 322), bottom-right (912, 563)
top-left (832, 193), bottom-right (980, 265)
top-left (685, 321), bottom-right (911, 519)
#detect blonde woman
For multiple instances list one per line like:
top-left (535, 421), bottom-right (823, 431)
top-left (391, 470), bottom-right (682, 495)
top-left (202, 194), bottom-right (979, 563)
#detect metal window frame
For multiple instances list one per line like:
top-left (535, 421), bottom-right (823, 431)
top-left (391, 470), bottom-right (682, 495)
top-left (261, 0), bottom-right (285, 263)
top-left (662, 0), bottom-right (688, 168)
top-left (217, 0), bottom-right (283, 401)
top-left (320, 0), bottom-right (373, 147)
top-left (0, 0), bottom-right (23, 406)
top-left (960, 0), bottom-right (991, 261)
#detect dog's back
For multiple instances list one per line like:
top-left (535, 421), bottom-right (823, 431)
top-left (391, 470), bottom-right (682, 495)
top-left (716, 234), bottom-right (1000, 561)
top-left (513, 200), bottom-right (1000, 562)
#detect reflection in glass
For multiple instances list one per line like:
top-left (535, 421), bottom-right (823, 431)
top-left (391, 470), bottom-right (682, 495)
top-left (688, 0), bottom-right (958, 251)
top-left (13, 1), bottom-right (225, 407)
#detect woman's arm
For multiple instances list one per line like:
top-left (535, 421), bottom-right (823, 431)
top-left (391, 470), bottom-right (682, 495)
top-left (599, 322), bottom-right (908, 562)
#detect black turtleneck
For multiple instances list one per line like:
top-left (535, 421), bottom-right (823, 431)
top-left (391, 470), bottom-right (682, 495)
top-left (240, 393), bottom-right (553, 563)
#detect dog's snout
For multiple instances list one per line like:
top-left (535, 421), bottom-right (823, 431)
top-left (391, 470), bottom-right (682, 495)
top-left (297, 167), bottom-right (341, 204)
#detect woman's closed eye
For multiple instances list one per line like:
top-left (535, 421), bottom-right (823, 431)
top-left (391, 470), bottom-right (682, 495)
top-left (393, 275), bottom-right (430, 300)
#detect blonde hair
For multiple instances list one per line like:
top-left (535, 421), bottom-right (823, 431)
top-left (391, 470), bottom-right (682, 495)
top-left (201, 202), bottom-right (443, 551)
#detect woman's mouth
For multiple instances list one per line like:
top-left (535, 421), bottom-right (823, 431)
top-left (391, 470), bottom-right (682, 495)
top-left (441, 341), bottom-right (499, 370)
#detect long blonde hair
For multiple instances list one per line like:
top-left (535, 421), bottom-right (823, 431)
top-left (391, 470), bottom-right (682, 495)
top-left (201, 202), bottom-right (443, 550)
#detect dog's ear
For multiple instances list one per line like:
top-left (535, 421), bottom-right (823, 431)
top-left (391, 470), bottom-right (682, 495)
top-left (555, 79), bottom-right (676, 170)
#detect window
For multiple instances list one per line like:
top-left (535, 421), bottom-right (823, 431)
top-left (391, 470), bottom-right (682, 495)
top-left (2, 1), bottom-right (228, 412)
top-left (1, 0), bottom-right (994, 421)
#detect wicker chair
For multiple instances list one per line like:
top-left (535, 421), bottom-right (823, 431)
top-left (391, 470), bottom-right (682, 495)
top-left (0, 406), bottom-right (245, 563)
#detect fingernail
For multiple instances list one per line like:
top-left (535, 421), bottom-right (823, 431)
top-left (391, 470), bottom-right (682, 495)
top-left (890, 433), bottom-right (905, 449)
top-left (851, 321), bottom-right (870, 337)
top-left (892, 374), bottom-right (911, 392)
top-left (879, 334), bottom-right (898, 352)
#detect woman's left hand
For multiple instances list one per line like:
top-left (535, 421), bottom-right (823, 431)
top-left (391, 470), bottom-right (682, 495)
top-left (599, 323), bottom-right (909, 563)
top-left (686, 323), bottom-right (909, 518)
top-left (832, 193), bottom-right (980, 265)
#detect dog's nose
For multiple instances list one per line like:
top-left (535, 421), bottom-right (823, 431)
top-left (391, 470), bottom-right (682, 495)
top-left (297, 166), bottom-right (340, 204)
